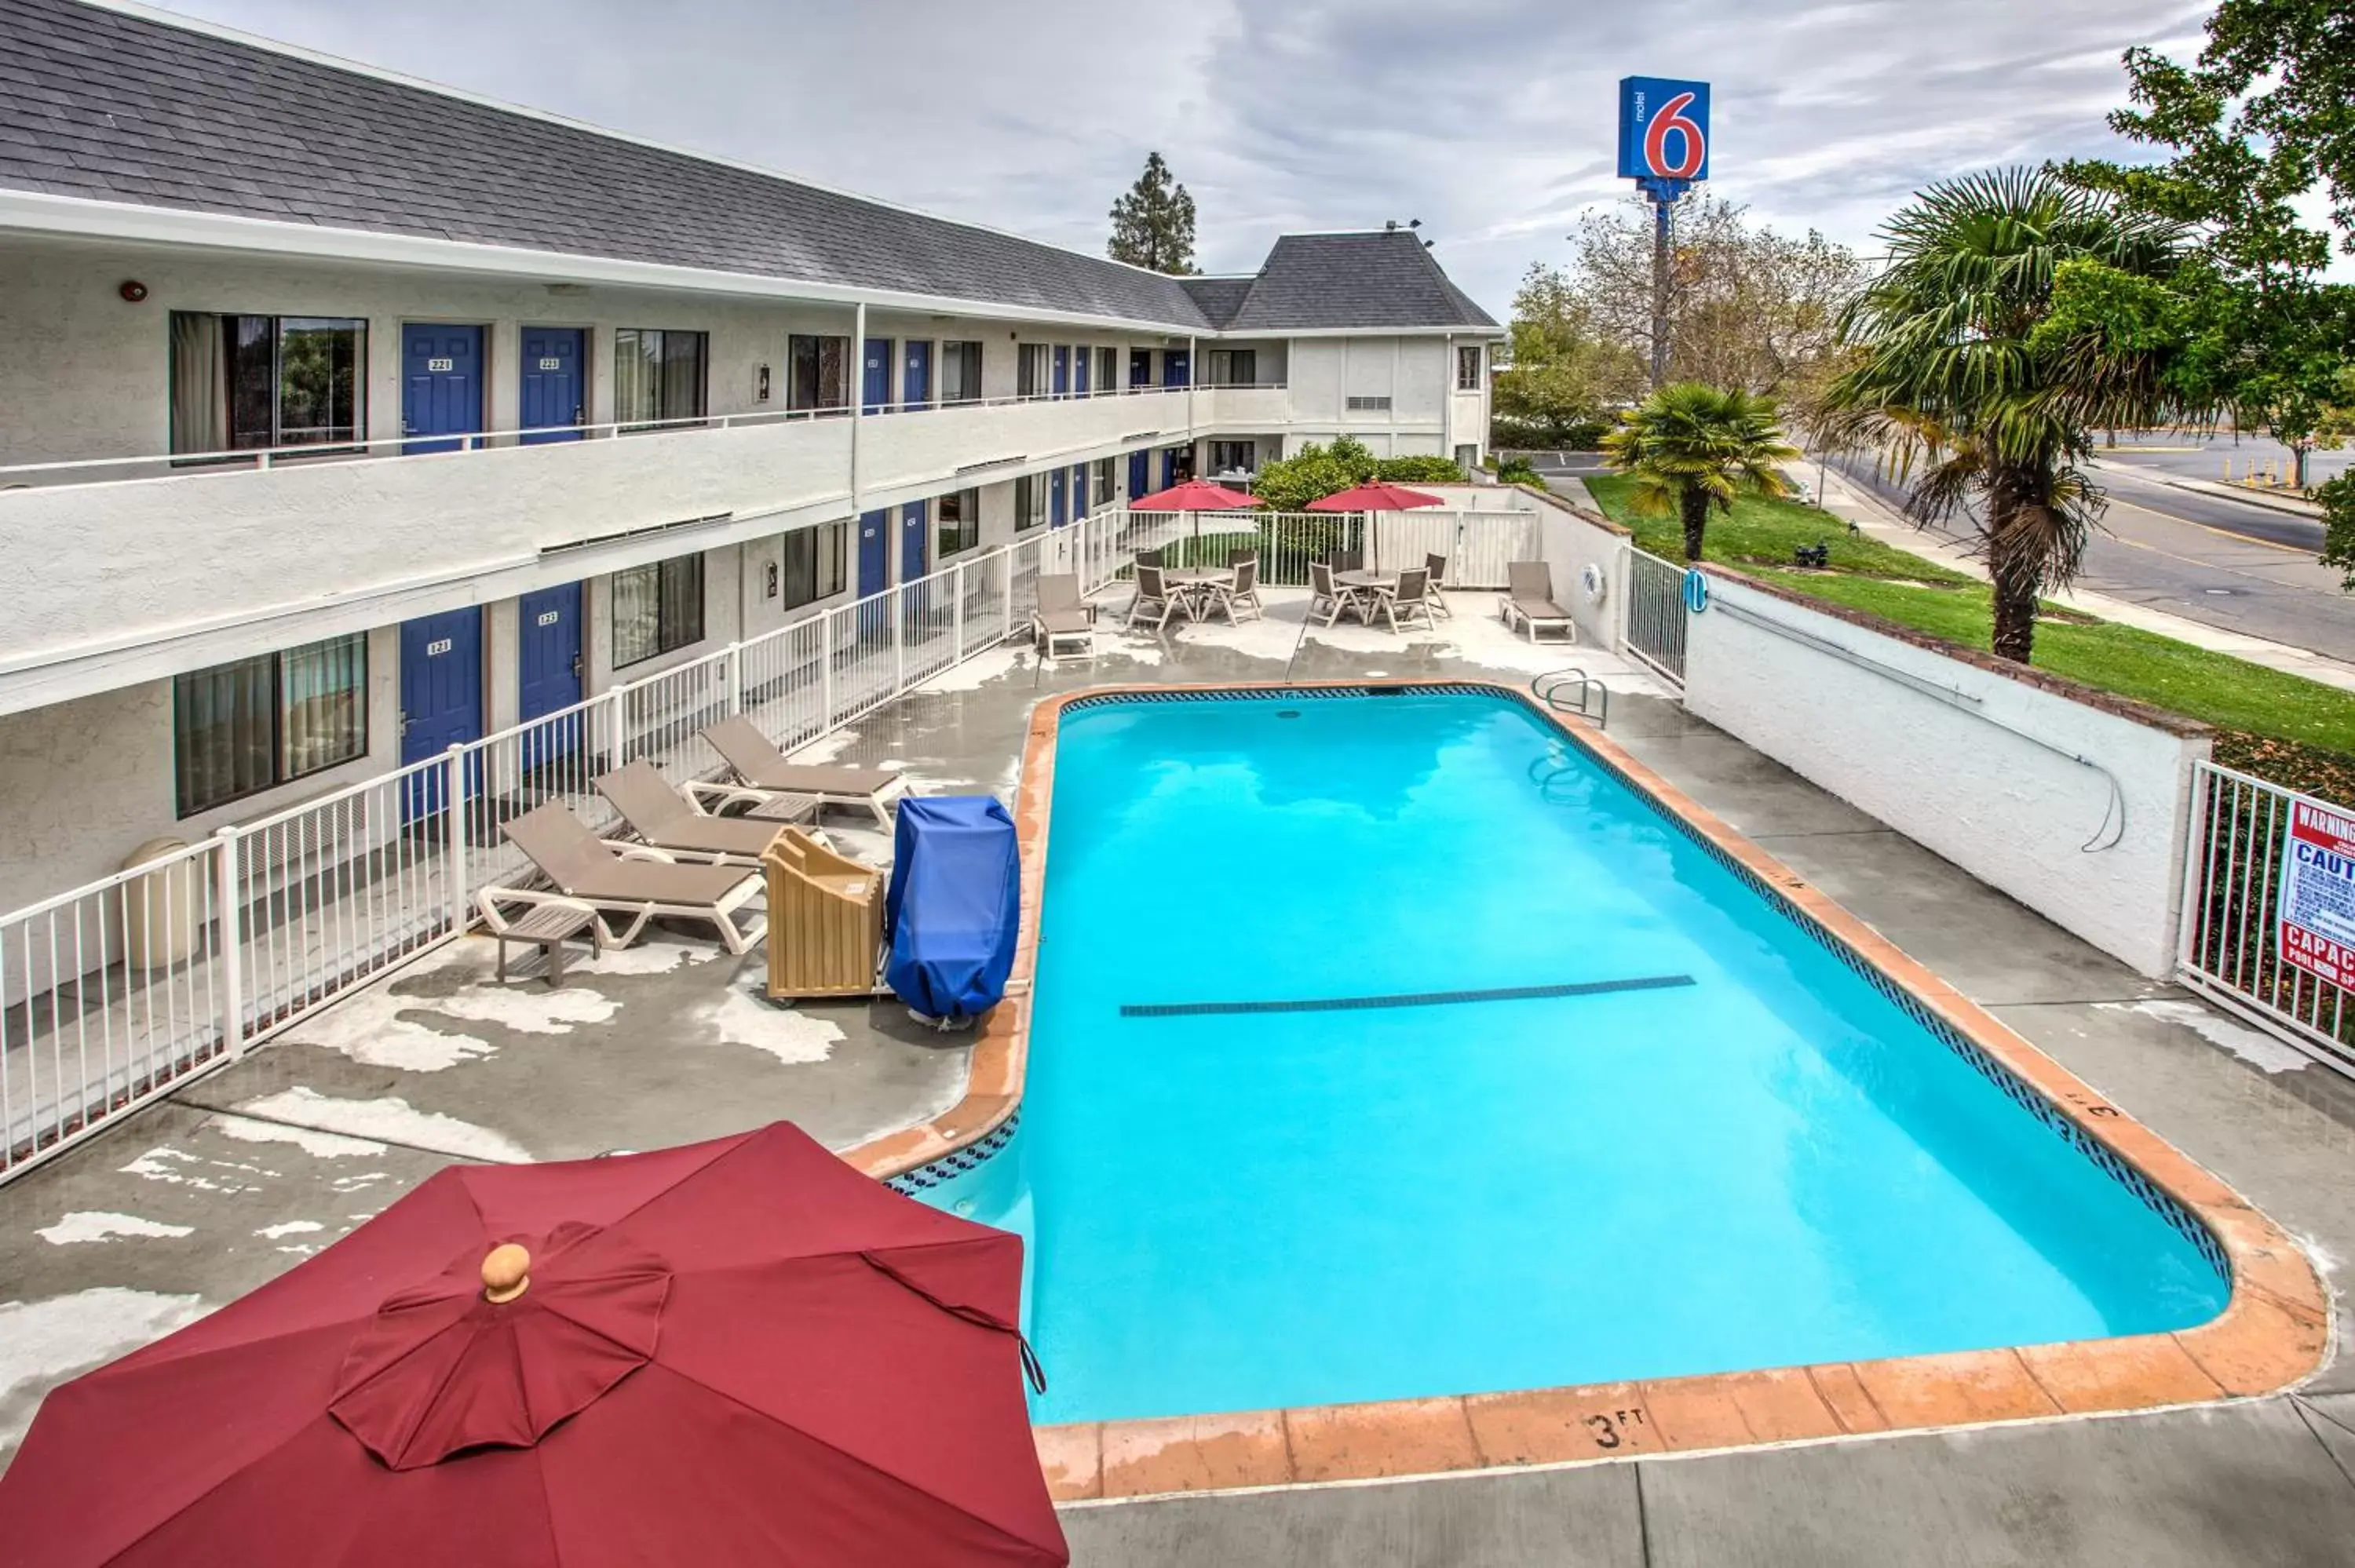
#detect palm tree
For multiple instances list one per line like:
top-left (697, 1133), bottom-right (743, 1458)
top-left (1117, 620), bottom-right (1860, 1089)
top-left (1601, 384), bottom-right (1799, 561)
top-left (1814, 168), bottom-right (2185, 662)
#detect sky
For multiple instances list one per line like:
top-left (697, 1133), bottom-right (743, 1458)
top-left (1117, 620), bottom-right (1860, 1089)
top-left (148, 0), bottom-right (2221, 319)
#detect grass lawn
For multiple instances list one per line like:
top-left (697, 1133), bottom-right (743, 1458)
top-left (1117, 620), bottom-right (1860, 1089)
top-left (1584, 473), bottom-right (1973, 586)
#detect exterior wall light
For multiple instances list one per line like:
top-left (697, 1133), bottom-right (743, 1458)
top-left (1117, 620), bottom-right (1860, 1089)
top-left (119, 280), bottom-right (148, 302)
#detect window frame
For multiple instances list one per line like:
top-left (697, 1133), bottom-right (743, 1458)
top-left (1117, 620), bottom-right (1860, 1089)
top-left (939, 341), bottom-right (984, 405)
top-left (1456, 344), bottom-right (1484, 392)
top-left (613, 327), bottom-right (710, 432)
top-left (788, 334), bottom-right (850, 414)
top-left (1013, 473), bottom-right (1047, 531)
top-left (610, 553), bottom-right (707, 668)
top-left (173, 632), bottom-right (370, 817)
top-left (780, 521), bottom-right (849, 610)
top-left (1210, 439), bottom-right (1258, 476)
top-left (934, 488), bottom-right (981, 558)
top-left (170, 311), bottom-right (368, 460)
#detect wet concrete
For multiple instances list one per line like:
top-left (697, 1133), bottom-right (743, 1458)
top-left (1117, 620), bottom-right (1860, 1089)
top-left (9, 585), bottom-right (2355, 1564)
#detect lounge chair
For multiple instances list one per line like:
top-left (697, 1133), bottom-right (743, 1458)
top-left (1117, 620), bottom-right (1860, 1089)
top-left (1031, 572), bottom-right (1097, 661)
top-left (1126, 563), bottom-right (1191, 633)
top-left (1501, 561), bottom-right (1575, 644)
top-left (1309, 560), bottom-right (1367, 629)
top-left (1424, 552), bottom-right (1454, 618)
top-left (696, 717), bottom-right (907, 827)
top-left (595, 759), bottom-right (794, 867)
top-left (1369, 567), bottom-right (1436, 633)
top-left (764, 828), bottom-right (885, 1000)
top-left (1198, 556), bottom-right (1262, 624)
top-left (484, 802), bottom-right (767, 954)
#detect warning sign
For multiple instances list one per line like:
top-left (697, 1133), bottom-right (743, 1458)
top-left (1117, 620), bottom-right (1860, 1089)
top-left (2278, 799), bottom-right (2355, 986)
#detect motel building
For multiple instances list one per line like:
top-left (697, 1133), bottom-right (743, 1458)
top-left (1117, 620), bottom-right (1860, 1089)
top-left (0, 0), bottom-right (1502, 925)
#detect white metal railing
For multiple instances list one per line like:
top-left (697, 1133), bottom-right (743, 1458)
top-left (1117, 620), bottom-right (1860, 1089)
top-left (1623, 546), bottom-right (1689, 687)
top-left (0, 385), bottom-right (1196, 490)
top-left (2176, 761), bottom-right (2355, 1074)
top-left (0, 512), bottom-right (1144, 1181)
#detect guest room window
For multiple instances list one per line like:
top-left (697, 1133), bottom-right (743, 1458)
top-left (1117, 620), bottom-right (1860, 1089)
top-left (612, 553), bottom-right (706, 666)
top-left (170, 312), bottom-right (366, 457)
top-left (613, 328), bottom-right (708, 429)
top-left (173, 633), bottom-right (368, 815)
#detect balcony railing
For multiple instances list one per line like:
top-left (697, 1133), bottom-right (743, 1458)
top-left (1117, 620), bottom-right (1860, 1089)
top-left (0, 383), bottom-right (1199, 492)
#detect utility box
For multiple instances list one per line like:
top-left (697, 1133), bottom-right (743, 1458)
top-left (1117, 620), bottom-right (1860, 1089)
top-left (120, 837), bottom-right (202, 970)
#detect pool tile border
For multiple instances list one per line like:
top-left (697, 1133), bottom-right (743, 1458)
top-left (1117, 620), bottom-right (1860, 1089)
top-left (837, 678), bottom-right (2330, 1503)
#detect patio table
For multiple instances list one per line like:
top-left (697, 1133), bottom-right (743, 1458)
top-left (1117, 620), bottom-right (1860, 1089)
top-left (1334, 568), bottom-right (1398, 627)
top-left (1164, 566), bottom-right (1233, 619)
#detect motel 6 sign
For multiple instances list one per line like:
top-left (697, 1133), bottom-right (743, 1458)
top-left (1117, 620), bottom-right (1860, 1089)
top-left (1618, 76), bottom-right (1711, 199)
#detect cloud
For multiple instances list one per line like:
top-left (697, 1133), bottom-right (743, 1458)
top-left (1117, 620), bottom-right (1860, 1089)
top-left (155, 0), bottom-right (2200, 316)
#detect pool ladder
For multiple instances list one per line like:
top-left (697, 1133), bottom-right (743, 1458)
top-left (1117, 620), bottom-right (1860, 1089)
top-left (1532, 667), bottom-right (1608, 729)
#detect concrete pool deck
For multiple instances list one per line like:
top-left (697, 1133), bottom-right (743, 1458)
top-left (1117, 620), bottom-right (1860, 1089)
top-left (5, 587), bottom-right (2355, 1566)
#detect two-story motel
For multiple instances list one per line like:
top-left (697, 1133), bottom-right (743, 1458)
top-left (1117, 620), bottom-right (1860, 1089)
top-left (0, 0), bottom-right (1502, 914)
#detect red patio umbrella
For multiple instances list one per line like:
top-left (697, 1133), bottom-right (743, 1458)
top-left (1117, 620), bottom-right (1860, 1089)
top-left (1304, 481), bottom-right (1446, 512)
top-left (1127, 477), bottom-right (1263, 512)
top-left (0, 1122), bottom-right (1065, 1568)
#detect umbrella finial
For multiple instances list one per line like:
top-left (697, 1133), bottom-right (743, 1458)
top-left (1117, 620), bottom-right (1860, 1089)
top-left (481, 1243), bottom-right (531, 1304)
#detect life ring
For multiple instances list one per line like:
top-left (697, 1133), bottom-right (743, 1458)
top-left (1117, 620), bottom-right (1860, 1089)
top-left (1579, 561), bottom-right (1608, 603)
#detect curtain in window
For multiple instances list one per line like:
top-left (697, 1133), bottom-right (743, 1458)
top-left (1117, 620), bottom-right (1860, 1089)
top-left (662, 556), bottom-right (705, 647)
top-left (780, 528), bottom-right (816, 608)
top-left (661, 333), bottom-right (707, 422)
top-left (612, 561), bottom-right (662, 665)
top-left (169, 312), bottom-right (226, 456)
top-left (614, 328), bottom-right (658, 427)
top-left (175, 655), bottom-right (276, 815)
top-left (280, 633), bottom-right (367, 778)
top-left (817, 523), bottom-right (848, 597)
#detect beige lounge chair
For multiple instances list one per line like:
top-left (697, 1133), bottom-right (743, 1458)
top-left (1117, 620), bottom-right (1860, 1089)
top-left (696, 717), bottom-right (906, 827)
top-left (1370, 567), bottom-right (1436, 633)
top-left (764, 828), bottom-right (885, 1000)
top-left (1032, 573), bottom-right (1098, 661)
top-left (595, 760), bottom-right (794, 867)
top-left (1501, 561), bottom-right (1575, 644)
top-left (484, 802), bottom-right (767, 954)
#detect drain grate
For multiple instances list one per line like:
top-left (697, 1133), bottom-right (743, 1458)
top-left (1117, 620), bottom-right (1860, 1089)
top-left (1120, 974), bottom-right (1696, 1019)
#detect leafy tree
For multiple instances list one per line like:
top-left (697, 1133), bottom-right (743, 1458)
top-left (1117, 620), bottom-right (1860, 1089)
top-left (1565, 195), bottom-right (1864, 401)
top-left (1249, 437), bottom-right (1462, 511)
top-left (1601, 383), bottom-right (1798, 561)
top-left (1815, 169), bottom-right (2188, 662)
top-left (2061, 0), bottom-right (2355, 489)
top-left (1493, 264), bottom-right (1645, 446)
top-left (1107, 152), bottom-right (1197, 275)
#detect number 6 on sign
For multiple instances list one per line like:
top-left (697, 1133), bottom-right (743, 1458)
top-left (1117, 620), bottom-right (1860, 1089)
top-left (1616, 76), bottom-right (1711, 186)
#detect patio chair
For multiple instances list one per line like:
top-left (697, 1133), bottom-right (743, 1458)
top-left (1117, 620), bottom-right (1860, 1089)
top-left (1370, 567), bottom-right (1436, 633)
top-left (1031, 572), bottom-right (1097, 661)
top-left (1199, 556), bottom-right (1262, 624)
top-left (1309, 560), bottom-right (1367, 629)
top-left (1126, 563), bottom-right (1192, 633)
top-left (1424, 552), bottom-right (1454, 619)
top-left (1329, 549), bottom-right (1364, 574)
top-left (1136, 548), bottom-right (1165, 568)
top-left (1501, 561), bottom-right (1575, 644)
top-left (595, 760), bottom-right (792, 867)
top-left (485, 802), bottom-right (767, 955)
top-left (696, 716), bottom-right (907, 827)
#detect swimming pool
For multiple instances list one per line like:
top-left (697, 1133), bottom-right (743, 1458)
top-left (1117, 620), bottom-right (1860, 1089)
top-left (912, 686), bottom-right (2233, 1428)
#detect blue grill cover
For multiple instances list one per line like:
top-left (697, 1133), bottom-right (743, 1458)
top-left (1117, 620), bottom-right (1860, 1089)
top-left (883, 796), bottom-right (1020, 1023)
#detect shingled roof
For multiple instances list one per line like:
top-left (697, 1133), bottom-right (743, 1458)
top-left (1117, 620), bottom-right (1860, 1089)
top-left (0, 0), bottom-right (1500, 335)
top-left (1219, 232), bottom-right (1500, 331)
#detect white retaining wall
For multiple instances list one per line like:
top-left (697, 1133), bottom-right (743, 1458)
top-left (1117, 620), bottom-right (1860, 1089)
top-left (1524, 484), bottom-right (1628, 649)
top-left (1682, 572), bottom-right (2208, 978)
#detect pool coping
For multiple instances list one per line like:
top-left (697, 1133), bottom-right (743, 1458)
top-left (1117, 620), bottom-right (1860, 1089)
top-left (836, 677), bottom-right (2330, 1504)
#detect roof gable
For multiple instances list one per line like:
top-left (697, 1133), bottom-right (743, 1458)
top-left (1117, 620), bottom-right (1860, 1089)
top-left (1225, 231), bottom-right (1499, 332)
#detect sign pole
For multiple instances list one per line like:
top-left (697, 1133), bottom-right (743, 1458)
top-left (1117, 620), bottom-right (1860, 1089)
top-left (1617, 75), bottom-right (1710, 393)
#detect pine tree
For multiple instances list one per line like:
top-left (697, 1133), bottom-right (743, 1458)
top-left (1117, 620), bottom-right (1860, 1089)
top-left (1108, 152), bottom-right (1197, 275)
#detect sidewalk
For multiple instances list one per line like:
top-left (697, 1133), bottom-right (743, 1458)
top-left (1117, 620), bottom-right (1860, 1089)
top-left (2088, 457), bottom-right (2325, 520)
top-left (1809, 466), bottom-right (2355, 696)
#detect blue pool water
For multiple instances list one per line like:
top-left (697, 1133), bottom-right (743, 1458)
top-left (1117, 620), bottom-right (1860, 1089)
top-left (927, 689), bottom-right (2227, 1424)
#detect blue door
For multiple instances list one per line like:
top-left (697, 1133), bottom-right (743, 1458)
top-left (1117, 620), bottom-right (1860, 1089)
top-left (863, 338), bottom-right (893, 414)
top-left (902, 341), bottom-right (931, 410)
top-left (1051, 346), bottom-right (1069, 399)
top-left (1163, 447), bottom-right (1187, 487)
top-left (399, 607), bottom-right (483, 819)
top-left (1071, 463), bottom-right (1089, 520)
top-left (1073, 348), bottom-right (1090, 397)
top-left (403, 324), bottom-right (484, 454)
top-left (1128, 450), bottom-right (1149, 500)
top-left (519, 327), bottom-right (585, 444)
top-left (1049, 468), bottom-right (1066, 528)
top-left (1130, 349), bottom-right (1152, 388)
top-left (857, 509), bottom-right (890, 598)
top-left (1162, 350), bottom-right (1190, 388)
top-left (517, 582), bottom-right (582, 771)
top-left (900, 501), bottom-right (928, 583)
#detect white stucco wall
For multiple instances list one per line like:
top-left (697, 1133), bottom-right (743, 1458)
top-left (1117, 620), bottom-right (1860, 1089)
top-left (1682, 573), bottom-right (2207, 978)
top-left (1525, 487), bottom-right (1628, 648)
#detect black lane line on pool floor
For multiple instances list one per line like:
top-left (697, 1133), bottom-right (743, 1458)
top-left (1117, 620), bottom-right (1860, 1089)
top-left (1120, 975), bottom-right (1696, 1019)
